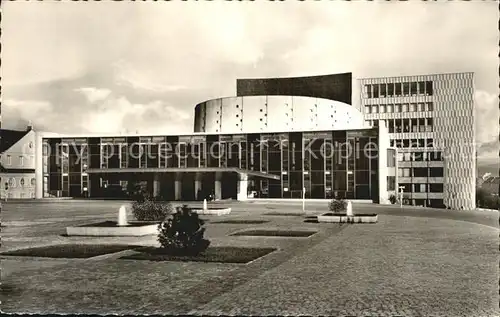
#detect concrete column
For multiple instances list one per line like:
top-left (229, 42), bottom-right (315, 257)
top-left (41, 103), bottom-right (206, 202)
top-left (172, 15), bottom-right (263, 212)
top-left (174, 180), bottom-right (182, 201)
top-left (237, 173), bottom-right (248, 201)
top-left (153, 174), bottom-right (160, 198)
top-left (214, 180), bottom-right (222, 200)
top-left (195, 180), bottom-right (202, 200)
top-left (35, 132), bottom-right (44, 199)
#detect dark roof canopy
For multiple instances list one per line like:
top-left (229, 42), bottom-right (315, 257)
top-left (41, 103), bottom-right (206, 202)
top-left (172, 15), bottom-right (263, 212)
top-left (236, 73), bottom-right (352, 105)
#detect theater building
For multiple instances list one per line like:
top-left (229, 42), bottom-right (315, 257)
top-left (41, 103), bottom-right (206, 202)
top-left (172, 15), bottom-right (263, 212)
top-left (35, 73), bottom-right (395, 203)
top-left (32, 72), bottom-right (475, 209)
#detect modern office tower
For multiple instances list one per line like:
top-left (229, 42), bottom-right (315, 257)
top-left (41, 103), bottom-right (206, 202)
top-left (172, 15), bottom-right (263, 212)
top-left (358, 73), bottom-right (476, 209)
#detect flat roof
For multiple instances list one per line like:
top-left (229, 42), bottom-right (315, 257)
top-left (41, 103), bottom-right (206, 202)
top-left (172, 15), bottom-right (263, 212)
top-left (38, 126), bottom-right (376, 140)
top-left (86, 167), bottom-right (281, 180)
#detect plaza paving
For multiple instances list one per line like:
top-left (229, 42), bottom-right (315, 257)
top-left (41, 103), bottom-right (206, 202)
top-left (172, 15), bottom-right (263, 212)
top-left (1, 200), bottom-right (498, 316)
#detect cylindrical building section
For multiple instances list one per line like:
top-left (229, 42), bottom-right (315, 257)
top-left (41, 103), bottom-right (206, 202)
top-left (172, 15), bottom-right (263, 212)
top-left (193, 95), bottom-right (364, 134)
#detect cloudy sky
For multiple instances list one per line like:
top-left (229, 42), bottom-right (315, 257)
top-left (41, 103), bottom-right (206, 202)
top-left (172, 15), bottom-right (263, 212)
top-left (2, 1), bottom-right (498, 169)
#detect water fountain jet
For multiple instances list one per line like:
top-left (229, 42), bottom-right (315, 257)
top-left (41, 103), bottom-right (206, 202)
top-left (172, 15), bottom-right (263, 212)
top-left (118, 205), bottom-right (128, 226)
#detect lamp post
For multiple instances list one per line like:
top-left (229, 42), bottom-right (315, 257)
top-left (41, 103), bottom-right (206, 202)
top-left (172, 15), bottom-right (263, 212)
top-left (398, 186), bottom-right (405, 208)
top-left (4, 182), bottom-right (8, 202)
top-left (302, 187), bottom-right (306, 213)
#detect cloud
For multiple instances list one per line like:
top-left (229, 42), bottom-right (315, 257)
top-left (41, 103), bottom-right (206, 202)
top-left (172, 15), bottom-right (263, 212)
top-left (113, 61), bottom-right (188, 93)
top-left (74, 87), bottom-right (112, 103)
top-left (3, 99), bottom-right (53, 121)
top-left (83, 95), bottom-right (191, 134)
top-left (475, 90), bottom-right (499, 145)
top-left (2, 0), bottom-right (497, 166)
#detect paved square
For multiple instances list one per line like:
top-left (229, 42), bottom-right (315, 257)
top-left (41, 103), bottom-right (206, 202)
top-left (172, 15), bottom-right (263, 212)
top-left (1, 200), bottom-right (498, 316)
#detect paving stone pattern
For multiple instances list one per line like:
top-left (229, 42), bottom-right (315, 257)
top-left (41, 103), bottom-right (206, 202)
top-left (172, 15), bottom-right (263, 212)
top-left (190, 216), bottom-right (499, 316)
top-left (1, 200), bottom-right (498, 315)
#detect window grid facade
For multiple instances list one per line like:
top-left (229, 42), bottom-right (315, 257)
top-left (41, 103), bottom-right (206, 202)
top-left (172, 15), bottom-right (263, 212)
top-left (359, 72), bottom-right (475, 209)
top-left (43, 128), bottom-right (382, 200)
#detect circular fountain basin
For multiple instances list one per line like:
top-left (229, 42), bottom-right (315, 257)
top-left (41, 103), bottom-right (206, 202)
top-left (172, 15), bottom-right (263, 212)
top-left (66, 221), bottom-right (161, 236)
top-left (317, 213), bottom-right (378, 223)
top-left (191, 207), bottom-right (232, 216)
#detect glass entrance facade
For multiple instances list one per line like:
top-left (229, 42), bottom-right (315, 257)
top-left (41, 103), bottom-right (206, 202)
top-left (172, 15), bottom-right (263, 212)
top-left (42, 127), bottom-right (382, 200)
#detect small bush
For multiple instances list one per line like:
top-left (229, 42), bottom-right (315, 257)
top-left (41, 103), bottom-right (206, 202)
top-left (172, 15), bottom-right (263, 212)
top-left (389, 194), bottom-right (398, 204)
top-left (157, 205), bottom-right (210, 255)
top-left (329, 199), bottom-right (347, 213)
top-left (131, 198), bottom-right (173, 221)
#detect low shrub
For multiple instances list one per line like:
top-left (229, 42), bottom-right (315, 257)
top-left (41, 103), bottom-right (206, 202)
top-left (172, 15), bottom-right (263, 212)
top-left (329, 199), bottom-right (347, 213)
top-left (157, 205), bottom-right (210, 255)
top-left (131, 198), bottom-right (173, 221)
top-left (389, 194), bottom-right (398, 204)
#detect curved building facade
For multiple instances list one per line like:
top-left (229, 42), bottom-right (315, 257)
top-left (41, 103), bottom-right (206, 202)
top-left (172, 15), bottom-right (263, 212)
top-left (194, 95), bottom-right (364, 134)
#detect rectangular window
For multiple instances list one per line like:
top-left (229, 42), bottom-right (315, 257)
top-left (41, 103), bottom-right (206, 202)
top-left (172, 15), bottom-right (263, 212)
top-left (402, 103), bottom-right (409, 112)
top-left (387, 104), bottom-right (393, 113)
top-left (6, 155), bottom-right (11, 165)
top-left (410, 139), bottom-right (418, 148)
top-left (403, 152), bottom-right (411, 161)
top-left (425, 81), bottom-right (433, 95)
top-left (403, 139), bottom-right (410, 148)
top-left (380, 105), bottom-right (386, 113)
top-left (403, 168), bottom-right (411, 177)
top-left (420, 184), bottom-right (427, 193)
top-left (372, 105), bottom-right (379, 113)
top-left (379, 84), bottom-right (387, 98)
top-left (390, 139), bottom-right (395, 147)
top-left (395, 83), bottom-right (402, 96)
top-left (413, 152), bottom-right (424, 161)
top-left (396, 104), bottom-right (402, 112)
top-left (418, 103), bottom-right (425, 112)
top-left (373, 84), bottom-right (379, 98)
top-left (429, 167), bottom-right (443, 177)
top-left (364, 85), bottom-right (372, 98)
top-left (426, 118), bottom-right (433, 132)
top-left (403, 119), bottom-right (410, 133)
top-left (427, 102), bottom-right (434, 111)
top-left (426, 139), bottom-right (433, 148)
top-left (388, 120), bottom-right (395, 133)
top-left (387, 149), bottom-right (396, 167)
top-left (387, 83), bottom-right (394, 97)
top-left (411, 119), bottom-right (418, 132)
top-left (402, 82), bottom-right (410, 96)
top-left (429, 183), bottom-right (444, 192)
top-left (418, 139), bottom-right (425, 147)
top-left (19, 156), bottom-right (24, 166)
top-left (418, 81), bottom-right (426, 95)
top-left (365, 106), bottom-right (372, 114)
top-left (419, 118), bottom-right (426, 132)
top-left (387, 176), bottom-right (396, 191)
top-left (413, 167), bottom-right (428, 177)
top-left (428, 151), bottom-right (442, 161)
top-left (410, 103), bottom-right (417, 112)
top-left (410, 82), bottom-right (418, 96)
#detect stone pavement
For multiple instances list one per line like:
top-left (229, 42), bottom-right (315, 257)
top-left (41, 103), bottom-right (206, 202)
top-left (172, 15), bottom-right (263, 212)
top-left (190, 216), bottom-right (499, 316)
top-left (1, 200), bottom-right (498, 315)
